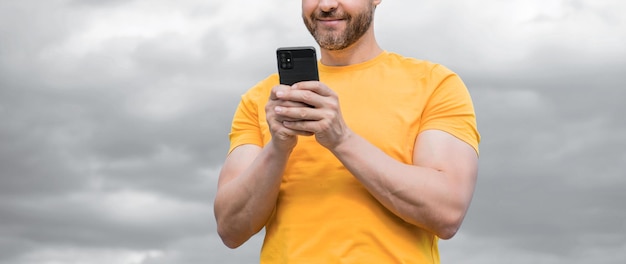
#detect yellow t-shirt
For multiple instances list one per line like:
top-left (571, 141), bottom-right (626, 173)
top-left (228, 51), bottom-right (480, 264)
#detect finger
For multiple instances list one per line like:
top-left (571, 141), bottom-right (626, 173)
top-left (282, 120), bottom-right (319, 134)
top-left (274, 123), bottom-right (314, 137)
top-left (277, 100), bottom-right (310, 108)
top-left (287, 128), bottom-right (315, 137)
top-left (274, 115), bottom-right (306, 123)
top-left (269, 85), bottom-right (291, 100)
top-left (274, 89), bottom-right (321, 108)
top-left (274, 105), bottom-right (321, 121)
top-left (268, 100), bottom-right (310, 123)
top-left (291, 81), bottom-right (334, 97)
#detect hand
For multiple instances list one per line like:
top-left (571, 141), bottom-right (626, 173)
top-left (273, 81), bottom-right (351, 150)
top-left (265, 84), bottom-right (314, 152)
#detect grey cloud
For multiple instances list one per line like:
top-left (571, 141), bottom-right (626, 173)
top-left (2, 0), bottom-right (626, 263)
top-left (0, 1), bottom-right (227, 262)
top-left (0, 198), bottom-right (211, 263)
top-left (69, 0), bottom-right (131, 7)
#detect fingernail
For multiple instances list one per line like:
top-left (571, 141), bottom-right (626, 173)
top-left (275, 106), bottom-right (283, 113)
top-left (276, 91), bottom-right (284, 97)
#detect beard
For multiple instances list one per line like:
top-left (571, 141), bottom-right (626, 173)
top-left (303, 5), bottom-right (375, 51)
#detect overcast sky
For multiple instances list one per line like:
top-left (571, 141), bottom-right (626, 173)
top-left (1, 0), bottom-right (625, 263)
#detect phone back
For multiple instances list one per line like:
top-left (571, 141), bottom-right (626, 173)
top-left (277, 46), bottom-right (319, 85)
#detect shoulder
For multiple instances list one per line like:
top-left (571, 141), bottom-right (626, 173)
top-left (381, 52), bottom-right (456, 79)
top-left (240, 73), bottom-right (279, 101)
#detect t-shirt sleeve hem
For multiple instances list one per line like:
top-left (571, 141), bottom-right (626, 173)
top-left (419, 125), bottom-right (480, 156)
top-left (228, 136), bottom-right (264, 155)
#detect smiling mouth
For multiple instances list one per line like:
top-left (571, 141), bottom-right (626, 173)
top-left (316, 18), bottom-right (345, 26)
top-left (318, 17), bottom-right (343, 21)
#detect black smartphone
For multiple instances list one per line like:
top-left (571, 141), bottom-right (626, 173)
top-left (276, 46), bottom-right (319, 85)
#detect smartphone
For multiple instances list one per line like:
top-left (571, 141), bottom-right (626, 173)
top-left (276, 46), bottom-right (319, 86)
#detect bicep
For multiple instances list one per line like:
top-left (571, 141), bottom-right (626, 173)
top-left (413, 130), bottom-right (478, 198)
top-left (218, 144), bottom-right (262, 188)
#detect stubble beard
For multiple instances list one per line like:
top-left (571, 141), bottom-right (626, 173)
top-left (303, 6), bottom-right (374, 51)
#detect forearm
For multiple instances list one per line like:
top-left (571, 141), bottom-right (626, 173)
top-left (330, 132), bottom-right (473, 239)
top-left (266, 81), bottom-right (478, 238)
top-left (214, 143), bottom-right (290, 248)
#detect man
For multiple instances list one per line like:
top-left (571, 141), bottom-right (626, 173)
top-left (214, 0), bottom-right (480, 263)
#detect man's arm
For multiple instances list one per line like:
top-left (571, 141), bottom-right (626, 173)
top-left (276, 81), bottom-right (478, 239)
top-left (214, 144), bottom-right (286, 248)
top-left (214, 85), bottom-right (310, 248)
top-left (330, 129), bottom-right (478, 239)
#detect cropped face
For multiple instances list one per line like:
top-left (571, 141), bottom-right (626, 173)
top-left (302, 0), bottom-right (380, 50)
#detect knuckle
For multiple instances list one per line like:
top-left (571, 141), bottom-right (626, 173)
top-left (323, 109), bottom-right (336, 120)
top-left (328, 100), bottom-right (339, 110)
top-left (298, 110), bottom-right (307, 119)
top-left (318, 119), bottom-right (330, 130)
top-left (301, 91), bottom-right (312, 102)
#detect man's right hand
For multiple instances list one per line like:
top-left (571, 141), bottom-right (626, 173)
top-left (266, 84), bottom-right (314, 152)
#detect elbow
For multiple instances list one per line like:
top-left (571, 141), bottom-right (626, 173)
top-left (217, 224), bottom-right (246, 249)
top-left (221, 238), bottom-right (245, 249)
top-left (215, 204), bottom-right (264, 248)
top-left (216, 213), bottom-right (263, 248)
top-left (214, 201), bottom-right (248, 248)
top-left (435, 211), bottom-right (466, 240)
top-left (215, 212), bottom-right (247, 249)
top-left (436, 225), bottom-right (459, 240)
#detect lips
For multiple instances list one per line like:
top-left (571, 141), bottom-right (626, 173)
top-left (316, 17), bottom-right (345, 27)
top-left (317, 16), bottom-right (343, 20)
top-left (315, 11), bottom-right (347, 21)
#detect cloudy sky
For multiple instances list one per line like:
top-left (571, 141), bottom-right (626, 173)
top-left (1, 0), bottom-right (625, 263)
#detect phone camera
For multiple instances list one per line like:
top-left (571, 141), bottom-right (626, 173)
top-left (279, 52), bottom-right (293, 69)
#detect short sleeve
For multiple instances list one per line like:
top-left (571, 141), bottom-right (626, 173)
top-left (419, 65), bottom-right (480, 154)
top-left (228, 93), bottom-right (263, 154)
top-left (227, 75), bottom-right (277, 154)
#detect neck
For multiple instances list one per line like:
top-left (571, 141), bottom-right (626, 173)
top-left (319, 28), bottom-right (383, 67)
